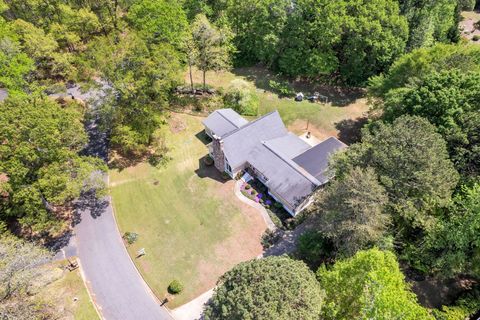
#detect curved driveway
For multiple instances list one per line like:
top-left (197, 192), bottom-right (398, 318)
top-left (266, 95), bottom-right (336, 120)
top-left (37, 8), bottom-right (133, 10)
top-left (64, 84), bottom-right (172, 320)
top-left (75, 192), bottom-right (172, 320)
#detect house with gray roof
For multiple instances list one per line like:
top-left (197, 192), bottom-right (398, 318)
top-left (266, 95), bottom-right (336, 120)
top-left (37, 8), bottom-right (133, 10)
top-left (203, 109), bottom-right (347, 216)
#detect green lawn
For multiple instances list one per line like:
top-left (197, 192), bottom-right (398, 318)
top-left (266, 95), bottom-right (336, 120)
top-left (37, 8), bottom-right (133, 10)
top-left (39, 261), bottom-right (99, 320)
top-left (187, 66), bottom-right (368, 140)
top-left (110, 67), bottom-right (369, 308)
top-left (110, 114), bottom-right (265, 308)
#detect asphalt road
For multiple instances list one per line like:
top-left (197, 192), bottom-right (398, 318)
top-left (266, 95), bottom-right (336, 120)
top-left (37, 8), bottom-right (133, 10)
top-left (75, 192), bottom-right (172, 320)
top-left (63, 84), bottom-right (173, 320)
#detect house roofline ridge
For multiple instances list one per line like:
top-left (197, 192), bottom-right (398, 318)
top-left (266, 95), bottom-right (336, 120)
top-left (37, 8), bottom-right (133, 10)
top-left (261, 140), bottom-right (321, 186)
top-left (222, 110), bottom-right (280, 139)
top-left (216, 109), bottom-right (245, 129)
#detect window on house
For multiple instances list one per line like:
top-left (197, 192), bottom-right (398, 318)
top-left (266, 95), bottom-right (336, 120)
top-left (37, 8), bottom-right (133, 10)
top-left (225, 161), bottom-right (232, 173)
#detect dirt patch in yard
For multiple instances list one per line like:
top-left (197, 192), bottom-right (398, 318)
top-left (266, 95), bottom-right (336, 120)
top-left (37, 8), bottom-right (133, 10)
top-left (169, 114), bottom-right (187, 133)
top-left (289, 120), bottom-right (337, 141)
top-left (194, 178), bottom-right (265, 294)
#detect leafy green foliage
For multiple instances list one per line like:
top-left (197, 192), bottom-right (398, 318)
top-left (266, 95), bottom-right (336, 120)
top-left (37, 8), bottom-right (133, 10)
top-left (168, 279), bottom-right (184, 294)
top-left (216, 0), bottom-right (408, 85)
top-left (369, 43), bottom-right (480, 97)
top-left (204, 255), bottom-right (324, 320)
top-left (223, 79), bottom-right (259, 116)
top-left (382, 70), bottom-right (480, 177)
top-left (88, 33), bottom-right (182, 154)
top-left (127, 0), bottom-right (188, 48)
top-left (191, 14), bottom-right (232, 89)
top-left (433, 288), bottom-right (480, 320)
top-left (0, 97), bottom-right (105, 236)
top-left (407, 184), bottom-right (480, 277)
top-left (0, 17), bottom-right (34, 93)
top-left (123, 232), bottom-right (138, 245)
top-left (216, 0), bottom-right (290, 66)
top-left (334, 116), bottom-right (459, 231)
top-left (0, 235), bottom-right (57, 318)
top-left (268, 80), bottom-right (295, 97)
top-left (399, 0), bottom-right (459, 50)
top-left (296, 230), bottom-right (334, 269)
top-left (317, 248), bottom-right (433, 320)
top-left (316, 167), bottom-right (390, 257)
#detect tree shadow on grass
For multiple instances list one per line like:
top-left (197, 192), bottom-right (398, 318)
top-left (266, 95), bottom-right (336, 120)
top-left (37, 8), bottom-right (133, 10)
top-left (108, 150), bottom-right (146, 172)
top-left (335, 116), bottom-right (369, 145)
top-left (194, 156), bottom-right (228, 184)
top-left (232, 66), bottom-right (366, 107)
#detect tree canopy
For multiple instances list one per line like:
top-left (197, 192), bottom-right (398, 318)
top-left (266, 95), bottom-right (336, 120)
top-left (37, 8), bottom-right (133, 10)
top-left (400, 0), bottom-right (460, 50)
top-left (408, 183), bottom-right (480, 277)
top-left (316, 167), bottom-right (390, 257)
top-left (127, 0), bottom-right (188, 48)
top-left (369, 44), bottom-right (480, 97)
top-left (0, 96), bottom-right (105, 236)
top-left (334, 115), bottom-right (459, 231)
top-left (204, 255), bottom-right (324, 320)
top-left (382, 70), bottom-right (480, 178)
top-left (317, 248), bottom-right (433, 320)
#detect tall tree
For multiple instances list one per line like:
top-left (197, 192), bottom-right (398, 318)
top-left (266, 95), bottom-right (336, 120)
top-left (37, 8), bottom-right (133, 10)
top-left (399, 0), bottom-right (459, 50)
top-left (87, 32), bottom-right (183, 154)
top-left (0, 235), bottom-right (57, 318)
top-left (316, 167), bottom-right (390, 257)
top-left (218, 0), bottom-right (290, 66)
top-left (368, 43), bottom-right (480, 98)
top-left (204, 255), bottom-right (324, 320)
top-left (279, 0), bottom-right (408, 85)
top-left (0, 96), bottom-right (105, 236)
top-left (333, 116), bottom-right (459, 231)
top-left (191, 14), bottom-right (231, 90)
top-left (317, 248), bottom-right (433, 320)
top-left (382, 70), bottom-right (480, 178)
top-left (0, 17), bottom-right (34, 93)
top-left (127, 0), bottom-right (188, 48)
top-left (409, 183), bottom-right (480, 278)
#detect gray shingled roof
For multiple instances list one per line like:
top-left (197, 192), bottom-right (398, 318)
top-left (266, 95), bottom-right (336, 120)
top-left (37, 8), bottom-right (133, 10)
top-left (293, 137), bottom-right (347, 184)
top-left (222, 111), bottom-right (288, 169)
top-left (248, 143), bottom-right (319, 209)
top-left (263, 133), bottom-right (311, 159)
top-left (202, 108), bottom-right (248, 138)
top-left (0, 89), bottom-right (8, 103)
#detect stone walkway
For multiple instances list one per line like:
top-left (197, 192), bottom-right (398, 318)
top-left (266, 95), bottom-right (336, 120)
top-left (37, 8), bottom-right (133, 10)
top-left (233, 180), bottom-right (276, 231)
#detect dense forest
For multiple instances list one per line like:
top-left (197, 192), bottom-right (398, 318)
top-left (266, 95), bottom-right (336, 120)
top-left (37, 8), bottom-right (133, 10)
top-left (1, 0), bottom-right (480, 319)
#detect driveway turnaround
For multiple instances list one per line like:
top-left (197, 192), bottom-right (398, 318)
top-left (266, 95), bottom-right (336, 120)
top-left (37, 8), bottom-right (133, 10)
top-left (68, 83), bottom-right (172, 320)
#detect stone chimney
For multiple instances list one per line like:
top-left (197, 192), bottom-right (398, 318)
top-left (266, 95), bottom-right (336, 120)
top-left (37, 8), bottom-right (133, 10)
top-left (211, 134), bottom-right (225, 172)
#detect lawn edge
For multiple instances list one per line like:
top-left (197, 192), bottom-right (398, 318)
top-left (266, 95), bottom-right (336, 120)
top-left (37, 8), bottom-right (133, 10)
top-left (108, 174), bottom-right (176, 317)
top-left (76, 258), bottom-right (104, 320)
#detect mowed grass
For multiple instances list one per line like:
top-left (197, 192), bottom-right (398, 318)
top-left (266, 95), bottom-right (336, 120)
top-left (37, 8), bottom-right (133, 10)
top-left (109, 114), bottom-right (264, 308)
top-left (187, 66), bottom-right (369, 139)
top-left (39, 261), bottom-right (99, 320)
